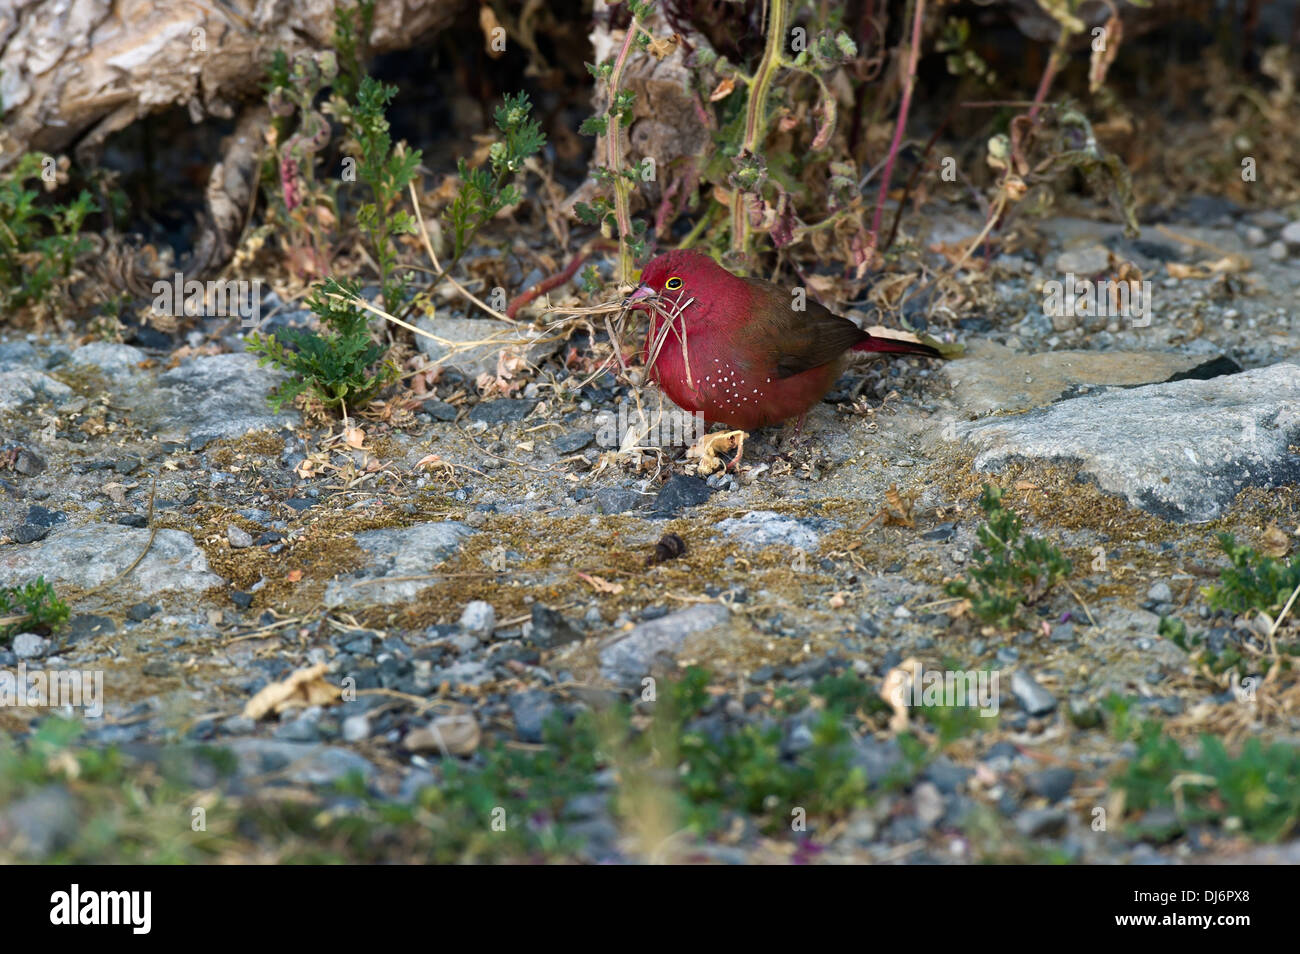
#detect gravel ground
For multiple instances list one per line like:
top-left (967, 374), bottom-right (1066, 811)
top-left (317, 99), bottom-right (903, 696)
top-left (0, 205), bottom-right (1298, 863)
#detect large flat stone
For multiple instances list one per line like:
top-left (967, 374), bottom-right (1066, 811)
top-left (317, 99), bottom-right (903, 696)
top-left (958, 362), bottom-right (1300, 522)
top-left (323, 522), bottom-right (475, 608)
top-left (599, 603), bottom-right (731, 686)
top-left (154, 353), bottom-right (296, 446)
top-left (0, 526), bottom-right (223, 595)
top-left (941, 341), bottom-right (1228, 416)
top-left (0, 368), bottom-right (74, 411)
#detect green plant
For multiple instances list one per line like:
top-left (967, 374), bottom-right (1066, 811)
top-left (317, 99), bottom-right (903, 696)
top-left (945, 485), bottom-right (1072, 628)
top-left (246, 276), bottom-right (394, 411)
top-left (1205, 532), bottom-right (1300, 617)
top-left (263, 50), bottom-right (342, 280)
top-left (577, 0), bottom-right (656, 281)
top-left (1157, 614), bottom-right (1272, 678)
top-left (1112, 720), bottom-right (1300, 842)
top-left (331, 0), bottom-right (376, 103)
top-left (344, 76), bottom-right (422, 313)
top-left (0, 153), bottom-right (95, 311)
top-left (442, 92), bottom-right (546, 271)
top-left (259, 1), bottom-right (388, 287)
top-left (0, 578), bottom-right (70, 641)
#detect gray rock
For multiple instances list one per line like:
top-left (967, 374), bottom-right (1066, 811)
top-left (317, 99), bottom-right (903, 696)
top-left (1010, 671), bottom-right (1057, 716)
top-left (414, 314), bottom-right (561, 379)
top-left (0, 369), bottom-right (74, 411)
top-left (226, 525), bottom-right (254, 549)
top-left (223, 739), bottom-right (374, 785)
top-left (527, 603), bottom-right (584, 649)
top-left (925, 756), bottom-right (972, 794)
top-left (913, 781), bottom-right (946, 828)
top-left (1016, 807), bottom-right (1069, 838)
top-left (0, 785), bottom-right (78, 857)
top-left (468, 399), bottom-right (536, 424)
top-left (13, 447), bottom-right (44, 476)
top-left (599, 603), bottom-right (731, 686)
top-left (595, 488), bottom-right (647, 514)
top-left (509, 689), bottom-right (556, 743)
top-left (959, 363), bottom-right (1300, 521)
top-left (342, 714), bottom-right (371, 742)
top-left (63, 614), bottom-right (116, 644)
top-left (11, 632), bottom-right (51, 659)
top-left (322, 522), bottom-right (474, 608)
top-left (220, 715), bottom-right (256, 735)
top-left (1026, 767), bottom-right (1077, 803)
top-left (126, 602), bottom-right (158, 622)
top-left (459, 600), bottom-right (496, 639)
top-left (1054, 245), bottom-right (1110, 275)
top-left (433, 659), bottom-right (492, 688)
top-left (653, 474), bottom-right (715, 515)
top-left (851, 736), bottom-right (904, 785)
top-left (554, 430), bottom-right (593, 453)
top-left (274, 713), bottom-right (322, 742)
top-left (1281, 220), bottom-right (1300, 248)
top-left (1147, 581), bottom-right (1173, 603)
top-left (1269, 240), bottom-right (1289, 262)
top-left (0, 340), bottom-right (37, 369)
top-left (154, 353), bottom-right (296, 447)
top-left (11, 523), bottom-right (50, 544)
top-left (0, 526), bottom-right (223, 596)
top-left (68, 342), bottom-right (146, 377)
top-left (715, 510), bottom-right (832, 551)
top-left (940, 342), bottom-right (1221, 417)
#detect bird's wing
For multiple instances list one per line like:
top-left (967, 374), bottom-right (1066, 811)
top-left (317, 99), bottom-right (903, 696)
top-left (742, 277), bottom-right (866, 378)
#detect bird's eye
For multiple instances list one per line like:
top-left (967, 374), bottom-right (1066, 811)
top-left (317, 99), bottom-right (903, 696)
top-left (665, 276), bottom-right (683, 290)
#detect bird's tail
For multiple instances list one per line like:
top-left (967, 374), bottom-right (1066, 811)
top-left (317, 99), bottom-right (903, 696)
top-left (852, 332), bottom-right (943, 359)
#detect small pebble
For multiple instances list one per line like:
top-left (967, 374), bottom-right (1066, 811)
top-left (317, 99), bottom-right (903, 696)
top-left (459, 600), bottom-right (496, 640)
top-left (1147, 581), bottom-right (1173, 603)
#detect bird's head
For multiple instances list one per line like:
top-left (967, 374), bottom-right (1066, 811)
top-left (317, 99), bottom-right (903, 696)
top-left (623, 250), bottom-right (731, 314)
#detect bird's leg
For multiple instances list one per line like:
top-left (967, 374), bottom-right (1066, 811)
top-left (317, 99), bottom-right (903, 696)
top-left (687, 429), bottom-right (747, 475)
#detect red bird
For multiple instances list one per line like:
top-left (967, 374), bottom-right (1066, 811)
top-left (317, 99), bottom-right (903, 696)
top-left (625, 250), bottom-right (941, 431)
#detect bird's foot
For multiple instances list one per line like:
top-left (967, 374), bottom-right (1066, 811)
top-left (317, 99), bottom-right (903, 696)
top-left (687, 429), bottom-right (747, 475)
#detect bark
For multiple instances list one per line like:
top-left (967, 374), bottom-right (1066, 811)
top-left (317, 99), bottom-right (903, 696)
top-left (0, 0), bottom-right (464, 169)
top-left (0, 0), bottom-right (464, 278)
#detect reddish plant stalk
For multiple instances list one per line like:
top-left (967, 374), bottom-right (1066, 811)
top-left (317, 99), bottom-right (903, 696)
top-left (868, 0), bottom-right (926, 258)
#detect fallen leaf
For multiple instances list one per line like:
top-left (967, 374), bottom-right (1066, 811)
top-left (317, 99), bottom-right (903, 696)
top-left (1261, 524), bottom-right (1291, 559)
top-left (881, 657), bottom-right (921, 734)
top-left (243, 663), bottom-right (340, 720)
top-left (480, 5), bottom-right (505, 59)
top-left (646, 32), bottom-right (680, 61)
top-left (866, 483), bottom-right (916, 528)
top-left (578, 572), bottom-right (624, 594)
top-left (101, 482), bottom-right (132, 505)
top-left (403, 714), bottom-right (480, 756)
top-left (687, 429), bottom-right (746, 476)
top-left (709, 76), bottom-right (736, 101)
top-left (1166, 255), bottom-right (1251, 279)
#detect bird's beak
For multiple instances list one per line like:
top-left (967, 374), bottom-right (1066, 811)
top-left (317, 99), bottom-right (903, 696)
top-left (623, 284), bottom-right (655, 309)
